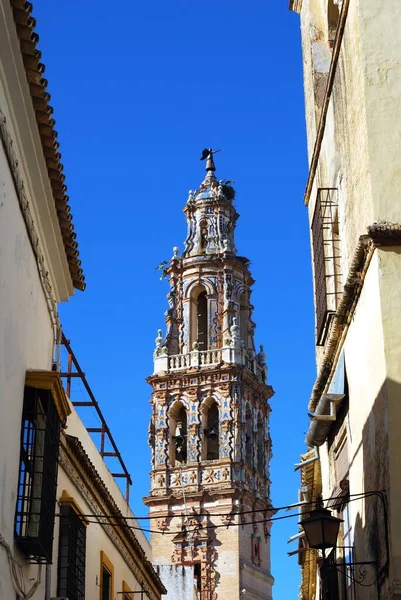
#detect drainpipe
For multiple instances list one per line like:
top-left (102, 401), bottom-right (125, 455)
top-left (45, 564), bottom-right (51, 600)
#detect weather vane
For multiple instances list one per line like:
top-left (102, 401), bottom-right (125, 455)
top-left (200, 148), bottom-right (221, 172)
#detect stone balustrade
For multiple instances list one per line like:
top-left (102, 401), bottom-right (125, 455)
top-left (154, 345), bottom-right (266, 383)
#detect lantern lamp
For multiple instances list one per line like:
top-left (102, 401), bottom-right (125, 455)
top-left (300, 507), bottom-right (343, 550)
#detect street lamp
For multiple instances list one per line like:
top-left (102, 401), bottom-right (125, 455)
top-left (300, 504), bottom-right (343, 550)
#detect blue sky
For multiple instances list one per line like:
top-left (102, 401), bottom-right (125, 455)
top-left (33, 0), bottom-right (316, 596)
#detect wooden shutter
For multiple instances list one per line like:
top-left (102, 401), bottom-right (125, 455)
top-left (311, 195), bottom-right (327, 344)
top-left (335, 437), bottom-right (349, 484)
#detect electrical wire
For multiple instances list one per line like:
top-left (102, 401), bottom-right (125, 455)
top-left (79, 510), bottom-right (302, 535)
top-left (0, 533), bottom-right (42, 599)
top-left (54, 492), bottom-right (382, 536)
top-left (54, 490), bottom-right (378, 524)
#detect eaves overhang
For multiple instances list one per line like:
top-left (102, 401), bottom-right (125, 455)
top-left (9, 0), bottom-right (85, 291)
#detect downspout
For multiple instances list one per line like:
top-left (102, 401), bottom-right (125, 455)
top-left (45, 564), bottom-right (51, 600)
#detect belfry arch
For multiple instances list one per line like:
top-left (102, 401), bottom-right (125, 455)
top-left (190, 285), bottom-right (208, 350)
top-left (169, 401), bottom-right (188, 467)
top-left (201, 398), bottom-right (220, 461)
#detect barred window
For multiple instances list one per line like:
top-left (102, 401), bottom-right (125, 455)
top-left (15, 386), bottom-right (61, 563)
top-left (58, 504), bottom-right (86, 600)
top-left (311, 188), bottom-right (342, 345)
top-left (100, 551), bottom-right (114, 600)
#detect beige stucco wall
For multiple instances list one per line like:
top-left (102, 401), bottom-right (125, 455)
top-left (54, 439), bottom-right (147, 599)
top-left (65, 407), bottom-right (151, 559)
top-left (0, 125), bottom-right (54, 600)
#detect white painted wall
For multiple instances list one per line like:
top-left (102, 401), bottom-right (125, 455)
top-left (155, 565), bottom-right (195, 600)
top-left (0, 131), bottom-right (54, 600)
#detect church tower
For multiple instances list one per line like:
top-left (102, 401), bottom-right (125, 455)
top-left (144, 151), bottom-right (274, 600)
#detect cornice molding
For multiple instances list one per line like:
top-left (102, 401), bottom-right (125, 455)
top-left (26, 369), bottom-right (70, 423)
top-left (59, 435), bottom-right (166, 599)
top-left (289, 0), bottom-right (302, 13)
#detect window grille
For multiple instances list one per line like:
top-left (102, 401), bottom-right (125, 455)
top-left (320, 548), bottom-right (340, 600)
top-left (311, 188), bottom-right (342, 345)
top-left (15, 386), bottom-right (61, 563)
top-left (57, 504), bottom-right (86, 600)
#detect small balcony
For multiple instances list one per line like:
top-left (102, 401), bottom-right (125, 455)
top-left (154, 345), bottom-right (266, 383)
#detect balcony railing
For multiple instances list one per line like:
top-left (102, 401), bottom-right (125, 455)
top-left (168, 349), bottom-right (222, 371)
top-left (155, 346), bottom-right (266, 383)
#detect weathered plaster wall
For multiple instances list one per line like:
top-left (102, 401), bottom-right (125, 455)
top-left (377, 248), bottom-right (401, 591)
top-left (155, 565), bottom-right (195, 600)
top-left (296, 0), bottom-right (401, 596)
top-left (358, 0), bottom-right (401, 223)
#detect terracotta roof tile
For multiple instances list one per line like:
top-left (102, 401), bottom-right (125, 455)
top-left (10, 0), bottom-right (86, 291)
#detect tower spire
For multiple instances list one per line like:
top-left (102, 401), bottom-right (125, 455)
top-left (145, 155), bottom-right (274, 600)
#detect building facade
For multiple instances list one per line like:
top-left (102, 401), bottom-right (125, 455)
top-left (0, 2), bottom-right (165, 599)
top-left (289, 0), bottom-right (401, 599)
top-left (144, 152), bottom-right (275, 600)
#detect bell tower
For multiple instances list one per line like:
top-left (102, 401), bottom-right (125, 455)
top-left (144, 150), bottom-right (274, 600)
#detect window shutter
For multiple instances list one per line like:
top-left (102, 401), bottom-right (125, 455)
top-left (335, 437), bottom-right (349, 484)
top-left (311, 195), bottom-right (328, 344)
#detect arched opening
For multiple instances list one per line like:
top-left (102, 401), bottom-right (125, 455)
top-left (257, 414), bottom-right (264, 474)
top-left (203, 401), bottom-right (219, 461)
top-left (200, 219), bottom-right (208, 249)
top-left (197, 292), bottom-right (208, 350)
top-left (169, 402), bottom-right (187, 467)
top-left (245, 406), bottom-right (253, 466)
top-left (327, 0), bottom-right (340, 48)
top-left (190, 287), bottom-right (208, 351)
top-left (239, 292), bottom-right (248, 349)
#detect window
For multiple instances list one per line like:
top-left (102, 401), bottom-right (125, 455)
top-left (58, 502), bottom-right (86, 600)
top-left (239, 293), bottom-right (248, 349)
top-left (170, 403), bottom-right (187, 466)
top-left (122, 581), bottom-right (134, 600)
top-left (327, 0), bottom-right (340, 48)
top-left (204, 401), bottom-right (219, 460)
top-left (190, 286), bottom-right (208, 351)
top-left (194, 563), bottom-right (202, 597)
top-left (256, 414), bottom-right (264, 474)
top-left (311, 188), bottom-right (342, 345)
top-left (200, 219), bottom-right (209, 249)
top-left (197, 292), bottom-right (208, 350)
top-left (15, 385), bottom-right (61, 563)
top-left (340, 503), bottom-right (355, 600)
top-left (99, 552), bottom-right (114, 600)
top-left (245, 406), bottom-right (253, 466)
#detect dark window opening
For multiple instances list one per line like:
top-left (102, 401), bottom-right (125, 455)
top-left (197, 292), bottom-right (208, 350)
top-left (245, 407), bottom-right (253, 466)
top-left (15, 386), bottom-right (61, 563)
top-left (327, 0), bottom-right (340, 48)
top-left (200, 220), bottom-right (208, 249)
top-left (172, 405), bottom-right (187, 465)
top-left (57, 504), bottom-right (86, 600)
top-left (102, 566), bottom-right (112, 600)
top-left (257, 415), bottom-right (264, 474)
top-left (194, 563), bottom-right (202, 593)
top-left (205, 402), bottom-right (219, 460)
